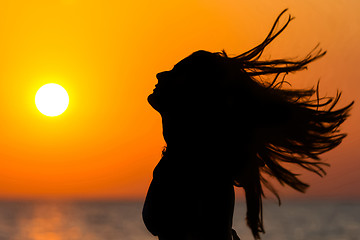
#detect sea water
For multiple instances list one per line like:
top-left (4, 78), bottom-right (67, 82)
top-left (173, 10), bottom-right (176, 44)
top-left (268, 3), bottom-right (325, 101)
top-left (0, 200), bottom-right (358, 240)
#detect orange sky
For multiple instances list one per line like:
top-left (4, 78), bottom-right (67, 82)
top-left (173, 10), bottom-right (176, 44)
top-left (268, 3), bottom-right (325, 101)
top-left (0, 0), bottom-right (359, 200)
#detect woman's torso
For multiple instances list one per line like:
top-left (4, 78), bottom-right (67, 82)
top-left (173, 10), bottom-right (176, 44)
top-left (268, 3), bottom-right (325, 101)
top-left (143, 150), bottom-right (235, 240)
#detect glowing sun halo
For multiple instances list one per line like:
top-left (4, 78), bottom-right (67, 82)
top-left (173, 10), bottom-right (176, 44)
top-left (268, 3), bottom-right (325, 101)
top-left (35, 83), bottom-right (69, 117)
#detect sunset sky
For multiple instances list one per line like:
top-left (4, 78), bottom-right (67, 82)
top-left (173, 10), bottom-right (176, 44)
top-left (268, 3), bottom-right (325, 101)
top-left (0, 0), bottom-right (359, 200)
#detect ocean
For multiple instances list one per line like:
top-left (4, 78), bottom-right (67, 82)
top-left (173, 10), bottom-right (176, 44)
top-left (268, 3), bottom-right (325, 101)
top-left (0, 200), bottom-right (358, 240)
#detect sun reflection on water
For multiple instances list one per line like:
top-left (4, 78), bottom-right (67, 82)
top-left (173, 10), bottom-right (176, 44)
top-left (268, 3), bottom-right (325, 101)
top-left (0, 201), bottom-right (149, 240)
top-left (15, 203), bottom-right (84, 240)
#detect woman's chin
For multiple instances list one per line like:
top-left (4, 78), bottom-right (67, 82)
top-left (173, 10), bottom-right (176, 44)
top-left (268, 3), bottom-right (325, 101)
top-left (147, 93), bottom-right (161, 112)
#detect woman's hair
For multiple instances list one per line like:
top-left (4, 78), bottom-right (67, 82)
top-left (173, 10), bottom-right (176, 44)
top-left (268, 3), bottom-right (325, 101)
top-left (207, 9), bottom-right (353, 239)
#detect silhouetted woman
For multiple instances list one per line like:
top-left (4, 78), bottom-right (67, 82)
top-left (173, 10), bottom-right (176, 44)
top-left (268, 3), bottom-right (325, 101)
top-left (142, 10), bottom-right (353, 240)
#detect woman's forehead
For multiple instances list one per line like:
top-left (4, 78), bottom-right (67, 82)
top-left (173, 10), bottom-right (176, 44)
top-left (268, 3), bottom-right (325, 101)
top-left (173, 50), bottom-right (218, 71)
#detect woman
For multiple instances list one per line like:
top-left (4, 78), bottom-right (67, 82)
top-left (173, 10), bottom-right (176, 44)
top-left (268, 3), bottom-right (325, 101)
top-left (142, 10), bottom-right (353, 240)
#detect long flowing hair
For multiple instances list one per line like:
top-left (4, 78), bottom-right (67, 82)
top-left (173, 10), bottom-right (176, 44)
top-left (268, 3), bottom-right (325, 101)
top-left (217, 9), bottom-right (354, 239)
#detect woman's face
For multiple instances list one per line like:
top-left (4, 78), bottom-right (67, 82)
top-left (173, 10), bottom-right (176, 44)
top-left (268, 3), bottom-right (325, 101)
top-left (147, 62), bottom-right (188, 114)
top-left (147, 50), bottom-right (220, 114)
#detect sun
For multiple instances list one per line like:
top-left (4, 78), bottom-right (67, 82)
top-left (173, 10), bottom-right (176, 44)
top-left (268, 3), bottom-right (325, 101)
top-left (35, 83), bottom-right (69, 117)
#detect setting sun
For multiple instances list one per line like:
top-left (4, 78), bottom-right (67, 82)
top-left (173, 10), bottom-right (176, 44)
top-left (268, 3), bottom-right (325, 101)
top-left (35, 83), bottom-right (69, 117)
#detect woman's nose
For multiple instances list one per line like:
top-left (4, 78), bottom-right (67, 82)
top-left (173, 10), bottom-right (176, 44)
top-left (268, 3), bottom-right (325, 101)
top-left (156, 71), bottom-right (169, 81)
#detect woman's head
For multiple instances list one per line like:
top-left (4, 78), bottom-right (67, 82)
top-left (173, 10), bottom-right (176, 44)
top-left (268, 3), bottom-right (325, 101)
top-left (148, 50), bottom-right (233, 114)
top-left (148, 50), bottom-right (250, 145)
top-left (147, 50), bottom-right (261, 143)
